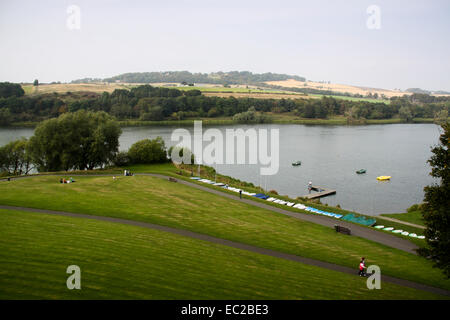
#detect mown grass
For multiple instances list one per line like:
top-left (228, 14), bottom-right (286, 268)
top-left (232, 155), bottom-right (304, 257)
top-left (1, 209), bottom-right (444, 299)
top-left (168, 163), bottom-right (428, 245)
top-left (0, 174), bottom-right (449, 291)
top-left (6, 162), bottom-right (426, 245)
top-left (382, 211), bottom-right (425, 227)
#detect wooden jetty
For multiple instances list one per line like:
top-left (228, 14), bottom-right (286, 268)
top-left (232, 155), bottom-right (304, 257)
top-left (303, 186), bottom-right (336, 199)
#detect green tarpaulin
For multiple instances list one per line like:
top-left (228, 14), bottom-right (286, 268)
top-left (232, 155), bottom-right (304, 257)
top-left (341, 214), bottom-right (376, 227)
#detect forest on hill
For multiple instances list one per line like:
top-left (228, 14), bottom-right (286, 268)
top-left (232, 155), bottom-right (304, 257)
top-left (72, 71), bottom-right (306, 85)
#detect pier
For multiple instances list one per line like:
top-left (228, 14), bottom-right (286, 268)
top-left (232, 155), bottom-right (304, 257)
top-left (303, 186), bottom-right (336, 199)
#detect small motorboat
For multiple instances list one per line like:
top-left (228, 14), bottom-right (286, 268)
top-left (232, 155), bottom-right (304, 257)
top-left (292, 161), bottom-right (302, 166)
top-left (356, 169), bottom-right (366, 174)
top-left (377, 176), bottom-right (391, 181)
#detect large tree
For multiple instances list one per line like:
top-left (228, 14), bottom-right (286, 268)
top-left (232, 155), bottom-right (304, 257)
top-left (0, 138), bottom-right (33, 175)
top-left (28, 110), bottom-right (122, 171)
top-left (419, 122), bottom-right (450, 277)
top-left (0, 82), bottom-right (25, 98)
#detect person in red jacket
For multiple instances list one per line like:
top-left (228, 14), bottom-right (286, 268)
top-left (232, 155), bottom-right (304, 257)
top-left (359, 257), bottom-right (366, 276)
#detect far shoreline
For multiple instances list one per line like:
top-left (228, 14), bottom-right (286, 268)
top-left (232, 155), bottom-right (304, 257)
top-left (5, 117), bottom-right (438, 128)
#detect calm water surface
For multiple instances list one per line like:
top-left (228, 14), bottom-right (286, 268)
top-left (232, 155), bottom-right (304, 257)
top-left (0, 123), bottom-right (440, 215)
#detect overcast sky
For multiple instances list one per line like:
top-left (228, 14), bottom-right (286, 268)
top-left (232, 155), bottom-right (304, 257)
top-left (0, 0), bottom-right (449, 91)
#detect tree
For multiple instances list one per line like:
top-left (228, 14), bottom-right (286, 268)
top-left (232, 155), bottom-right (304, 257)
top-left (28, 110), bottom-right (121, 171)
top-left (399, 106), bottom-right (413, 122)
top-left (419, 122), bottom-right (450, 277)
top-left (140, 106), bottom-right (164, 121)
top-left (0, 138), bottom-right (33, 175)
top-left (0, 108), bottom-right (13, 125)
top-left (128, 137), bottom-right (167, 164)
top-left (33, 79), bottom-right (39, 86)
top-left (434, 109), bottom-right (449, 126)
top-left (0, 82), bottom-right (25, 98)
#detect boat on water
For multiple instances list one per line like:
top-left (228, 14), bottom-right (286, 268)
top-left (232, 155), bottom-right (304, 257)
top-left (356, 169), bottom-right (366, 174)
top-left (377, 176), bottom-right (391, 181)
top-left (292, 161), bottom-right (302, 166)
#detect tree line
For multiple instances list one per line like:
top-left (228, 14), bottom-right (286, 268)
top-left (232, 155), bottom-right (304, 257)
top-left (0, 110), bottom-right (172, 175)
top-left (0, 83), bottom-right (449, 125)
top-left (76, 71), bottom-right (306, 85)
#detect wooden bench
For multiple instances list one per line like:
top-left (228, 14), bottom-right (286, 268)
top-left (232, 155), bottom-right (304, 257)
top-left (168, 177), bottom-right (178, 183)
top-left (334, 225), bottom-right (351, 235)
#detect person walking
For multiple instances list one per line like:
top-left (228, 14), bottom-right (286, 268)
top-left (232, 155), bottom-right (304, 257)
top-left (358, 257), bottom-right (366, 276)
top-left (239, 189), bottom-right (242, 199)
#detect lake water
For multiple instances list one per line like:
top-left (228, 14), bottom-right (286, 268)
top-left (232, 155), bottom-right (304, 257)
top-left (0, 123), bottom-right (441, 215)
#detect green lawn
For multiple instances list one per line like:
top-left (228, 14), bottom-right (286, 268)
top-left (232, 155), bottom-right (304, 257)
top-left (157, 162), bottom-right (428, 246)
top-left (1, 209), bottom-right (444, 299)
top-left (382, 211), bottom-right (425, 227)
top-left (0, 174), bottom-right (449, 291)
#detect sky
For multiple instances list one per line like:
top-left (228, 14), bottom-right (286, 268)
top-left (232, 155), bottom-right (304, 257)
top-left (0, 0), bottom-right (449, 91)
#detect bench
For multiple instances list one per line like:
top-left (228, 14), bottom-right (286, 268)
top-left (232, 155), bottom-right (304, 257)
top-left (168, 177), bottom-right (178, 183)
top-left (334, 225), bottom-right (351, 235)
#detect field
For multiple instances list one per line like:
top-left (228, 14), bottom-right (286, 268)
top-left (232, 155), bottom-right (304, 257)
top-left (21, 83), bottom-right (139, 95)
top-left (22, 82), bottom-right (396, 103)
top-left (308, 93), bottom-right (390, 104)
top-left (1, 209), bottom-right (443, 299)
top-left (21, 83), bottom-right (298, 96)
top-left (202, 92), bottom-right (307, 99)
top-left (266, 79), bottom-right (408, 98)
top-left (1, 172), bottom-right (449, 294)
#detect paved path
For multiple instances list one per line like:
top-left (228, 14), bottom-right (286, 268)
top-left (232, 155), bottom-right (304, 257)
top-left (0, 204), bottom-right (448, 297)
top-left (379, 216), bottom-right (426, 230)
top-left (1, 173), bottom-right (419, 254)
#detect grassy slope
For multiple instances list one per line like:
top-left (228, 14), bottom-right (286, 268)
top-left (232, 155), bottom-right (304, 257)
top-left (1, 209), bottom-right (443, 300)
top-left (382, 211), bottom-right (425, 227)
top-left (163, 163), bottom-right (428, 246)
top-left (0, 174), bottom-right (449, 291)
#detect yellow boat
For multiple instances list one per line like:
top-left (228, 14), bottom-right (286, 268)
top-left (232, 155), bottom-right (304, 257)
top-left (377, 176), bottom-right (391, 181)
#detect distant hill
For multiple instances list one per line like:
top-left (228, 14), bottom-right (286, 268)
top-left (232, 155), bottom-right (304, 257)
top-left (406, 88), bottom-right (450, 96)
top-left (433, 90), bottom-right (450, 95)
top-left (72, 71), bottom-right (306, 85)
top-left (406, 88), bottom-right (431, 94)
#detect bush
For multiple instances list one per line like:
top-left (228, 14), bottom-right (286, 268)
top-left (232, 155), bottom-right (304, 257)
top-left (407, 204), bottom-right (420, 212)
top-left (112, 151), bottom-right (130, 167)
top-left (128, 137), bottom-right (168, 164)
top-left (168, 146), bottom-right (195, 164)
top-left (233, 107), bottom-right (272, 124)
